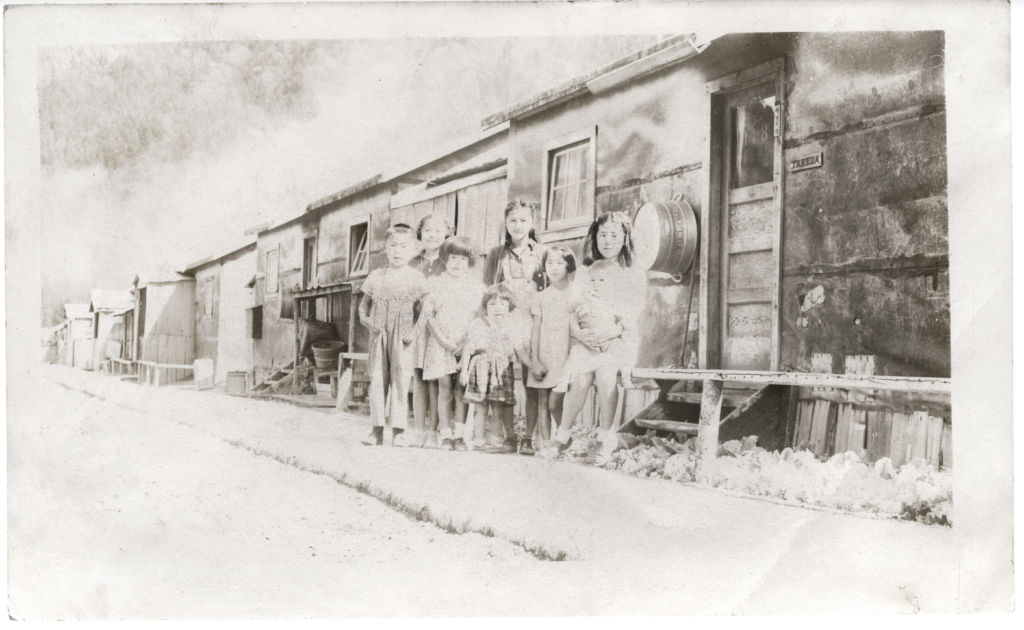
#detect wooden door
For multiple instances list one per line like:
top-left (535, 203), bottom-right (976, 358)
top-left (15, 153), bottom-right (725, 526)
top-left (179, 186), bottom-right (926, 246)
top-left (701, 59), bottom-right (784, 371)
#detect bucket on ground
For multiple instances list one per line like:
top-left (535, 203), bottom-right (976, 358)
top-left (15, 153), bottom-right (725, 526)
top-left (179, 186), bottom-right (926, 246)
top-left (227, 371), bottom-right (248, 396)
top-left (312, 340), bottom-right (346, 370)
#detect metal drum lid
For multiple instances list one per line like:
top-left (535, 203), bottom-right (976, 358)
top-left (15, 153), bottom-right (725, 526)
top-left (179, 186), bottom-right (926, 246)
top-left (632, 199), bottom-right (698, 275)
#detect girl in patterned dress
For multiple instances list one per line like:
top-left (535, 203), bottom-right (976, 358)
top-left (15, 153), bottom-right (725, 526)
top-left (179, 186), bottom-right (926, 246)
top-left (407, 214), bottom-right (452, 448)
top-left (421, 236), bottom-right (483, 451)
top-left (459, 284), bottom-right (545, 454)
top-left (524, 245), bottom-right (577, 455)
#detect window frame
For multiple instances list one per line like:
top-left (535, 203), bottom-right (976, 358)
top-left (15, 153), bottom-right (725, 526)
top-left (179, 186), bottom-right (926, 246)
top-left (248, 305), bottom-right (263, 339)
top-left (204, 277), bottom-right (214, 317)
top-left (540, 126), bottom-right (598, 237)
top-left (348, 221), bottom-right (370, 278)
top-left (265, 246), bottom-right (280, 295)
top-left (301, 229), bottom-right (318, 290)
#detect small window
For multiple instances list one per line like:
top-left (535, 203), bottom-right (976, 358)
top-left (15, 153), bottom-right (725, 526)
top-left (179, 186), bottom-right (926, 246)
top-left (302, 233), bottom-right (317, 290)
top-left (542, 127), bottom-right (597, 231)
top-left (349, 222), bottom-right (369, 277)
top-left (266, 248), bottom-right (279, 294)
top-left (204, 278), bottom-right (214, 316)
top-left (729, 84), bottom-right (776, 190)
top-left (248, 305), bottom-right (263, 339)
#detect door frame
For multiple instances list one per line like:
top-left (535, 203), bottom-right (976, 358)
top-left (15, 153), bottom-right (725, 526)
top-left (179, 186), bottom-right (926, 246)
top-left (699, 57), bottom-right (786, 371)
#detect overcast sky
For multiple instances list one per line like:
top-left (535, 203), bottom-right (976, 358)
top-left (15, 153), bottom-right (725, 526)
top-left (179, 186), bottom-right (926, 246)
top-left (34, 34), bottom-right (655, 322)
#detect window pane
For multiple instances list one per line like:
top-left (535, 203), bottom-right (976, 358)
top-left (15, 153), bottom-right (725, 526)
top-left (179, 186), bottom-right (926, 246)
top-left (578, 146), bottom-right (589, 183)
top-left (565, 181), bottom-right (582, 220)
top-left (550, 188), bottom-right (565, 223)
top-left (729, 87), bottom-right (775, 189)
top-left (552, 153), bottom-right (567, 188)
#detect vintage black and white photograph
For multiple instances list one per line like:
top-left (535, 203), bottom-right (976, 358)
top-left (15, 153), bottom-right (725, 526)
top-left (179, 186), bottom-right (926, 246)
top-left (4, 0), bottom-right (1015, 619)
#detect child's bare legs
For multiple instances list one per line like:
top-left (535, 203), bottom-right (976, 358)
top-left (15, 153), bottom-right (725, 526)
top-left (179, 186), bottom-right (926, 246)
top-left (437, 375), bottom-right (455, 440)
top-left (469, 402), bottom-right (486, 447)
top-left (536, 388), bottom-right (552, 446)
top-left (410, 368), bottom-right (428, 447)
top-left (535, 389), bottom-right (565, 447)
top-left (521, 376), bottom-right (539, 453)
top-left (554, 371), bottom-right (595, 444)
top-left (421, 380), bottom-right (440, 448)
top-left (619, 367), bottom-right (634, 389)
top-left (594, 364), bottom-right (620, 431)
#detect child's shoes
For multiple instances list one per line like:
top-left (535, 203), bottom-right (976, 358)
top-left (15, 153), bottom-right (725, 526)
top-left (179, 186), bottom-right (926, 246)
top-left (484, 437), bottom-right (519, 454)
top-left (407, 430), bottom-right (427, 448)
top-left (519, 438), bottom-right (535, 456)
top-left (537, 437), bottom-right (573, 460)
top-left (391, 428), bottom-right (409, 447)
top-left (452, 438), bottom-right (468, 452)
top-left (439, 438), bottom-right (455, 451)
top-left (360, 426), bottom-right (384, 446)
top-left (422, 430), bottom-right (439, 449)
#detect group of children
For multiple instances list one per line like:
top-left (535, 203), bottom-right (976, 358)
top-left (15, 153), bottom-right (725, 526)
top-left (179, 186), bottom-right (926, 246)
top-left (358, 201), bottom-right (643, 458)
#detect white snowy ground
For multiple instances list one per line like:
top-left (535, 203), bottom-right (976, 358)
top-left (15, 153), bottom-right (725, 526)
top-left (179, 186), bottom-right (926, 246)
top-left (8, 366), bottom-right (961, 619)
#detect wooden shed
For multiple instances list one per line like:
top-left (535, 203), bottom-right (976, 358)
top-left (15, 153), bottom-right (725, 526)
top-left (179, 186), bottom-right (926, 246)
top-left (89, 289), bottom-right (135, 373)
top-left (131, 271), bottom-right (196, 385)
top-left (181, 240), bottom-right (257, 387)
top-left (485, 32), bottom-right (950, 466)
top-left (63, 303), bottom-right (94, 369)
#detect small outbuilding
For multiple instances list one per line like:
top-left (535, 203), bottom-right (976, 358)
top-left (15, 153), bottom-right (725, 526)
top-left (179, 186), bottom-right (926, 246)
top-left (181, 240), bottom-right (257, 388)
top-left (63, 303), bottom-right (94, 369)
top-left (89, 289), bottom-right (135, 373)
top-left (132, 271), bottom-right (196, 384)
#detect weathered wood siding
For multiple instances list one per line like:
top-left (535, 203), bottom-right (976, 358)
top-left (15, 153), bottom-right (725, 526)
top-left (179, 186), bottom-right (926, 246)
top-left (215, 247), bottom-right (256, 385)
top-left (781, 31), bottom-right (947, 378)
top-left (138, 281), bottom-right (195, 383)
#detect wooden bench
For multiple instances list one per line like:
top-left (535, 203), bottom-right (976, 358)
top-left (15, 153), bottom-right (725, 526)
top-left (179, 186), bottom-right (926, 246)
top-left (629, 368), bottom-right (952, 484)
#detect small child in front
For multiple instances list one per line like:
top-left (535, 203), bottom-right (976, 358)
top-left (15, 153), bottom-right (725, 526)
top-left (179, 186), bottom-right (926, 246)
top-left (555, 258), bottom-right (634, 392)
top-left (459, 284), bottom-right (545, 454)
top-left (359, 224), bottom-right (428, 447)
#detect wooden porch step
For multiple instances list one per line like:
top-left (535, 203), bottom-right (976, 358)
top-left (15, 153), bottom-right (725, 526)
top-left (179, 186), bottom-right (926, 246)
top-left (666, 390), bottom-right (749, 407)
top-left (245, 363), bottom-right (295, 395)
top-left (634, 418), bottom-right (700, 434)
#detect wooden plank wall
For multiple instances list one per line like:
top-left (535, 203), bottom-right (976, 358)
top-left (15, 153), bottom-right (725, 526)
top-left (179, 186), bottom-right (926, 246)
top-left (793, 400), bottom-right (950, 469)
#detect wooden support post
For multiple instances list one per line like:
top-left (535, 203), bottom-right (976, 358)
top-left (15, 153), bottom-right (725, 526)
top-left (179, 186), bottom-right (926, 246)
top-left (695, 378), bottom-right (723, 484)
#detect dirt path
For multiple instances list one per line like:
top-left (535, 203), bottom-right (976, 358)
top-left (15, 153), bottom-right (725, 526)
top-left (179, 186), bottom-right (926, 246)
top-left (9, 366), bottom-right (962, 618)
top-left (8, 377), bottom-right (534, 619)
